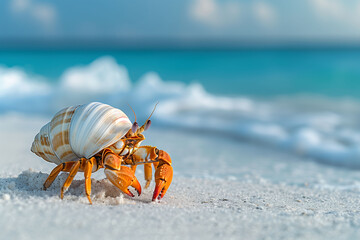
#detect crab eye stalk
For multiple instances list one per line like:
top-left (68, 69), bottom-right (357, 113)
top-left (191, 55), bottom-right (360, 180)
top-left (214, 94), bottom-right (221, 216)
top-left (144, 119), bottom-right (152, 131)
top-left (132, 122), bottom-right (139, 133)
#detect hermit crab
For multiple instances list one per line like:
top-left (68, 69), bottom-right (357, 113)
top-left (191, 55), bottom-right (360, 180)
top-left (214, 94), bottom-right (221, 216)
top-left (31, 102), bottom-right (173, 204)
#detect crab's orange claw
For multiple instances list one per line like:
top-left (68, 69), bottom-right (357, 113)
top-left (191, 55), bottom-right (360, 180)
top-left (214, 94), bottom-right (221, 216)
top-left (152, 181), bottom-right (165, 201)
top-left (131, 177), bottom-right (142, 196)
top-left (152, 150), bottom-right (173, 201)
top-left (105, 166), bottom-right (142, 197)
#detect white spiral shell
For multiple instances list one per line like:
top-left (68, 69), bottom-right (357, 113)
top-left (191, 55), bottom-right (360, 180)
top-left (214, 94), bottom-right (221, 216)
top-left (31, 102), bottom-right (132, 165)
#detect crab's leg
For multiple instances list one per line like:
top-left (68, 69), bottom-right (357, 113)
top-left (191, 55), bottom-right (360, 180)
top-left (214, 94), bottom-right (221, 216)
top-left (84, 157), bottom-right (95, 204)
top-left (43, 161), bottom-right (77, 190)
top-left (144, 163), bottom-right (152, 189)
top-left (60, 160), bottom-right (81, 199)
top-left (131, 146), bottom-right (157, 188)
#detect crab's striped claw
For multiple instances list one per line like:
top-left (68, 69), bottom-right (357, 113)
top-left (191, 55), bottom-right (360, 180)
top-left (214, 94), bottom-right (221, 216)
top-left (105, 165), bottom-right (142, 197)
top-left (152, 150), bottom-right (173, 201)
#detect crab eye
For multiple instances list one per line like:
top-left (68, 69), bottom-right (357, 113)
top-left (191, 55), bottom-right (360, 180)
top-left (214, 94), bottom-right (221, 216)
top-left (132, 122), bottom-right (139, 133)
top-left (144, 119), bottom-right (151, 131)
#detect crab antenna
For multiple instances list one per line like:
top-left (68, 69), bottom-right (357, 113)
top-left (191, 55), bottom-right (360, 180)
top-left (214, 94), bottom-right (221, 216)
top-left (140, 102), bottom-right (159, 132)
top-left (145, 102), bottom-right (159, 123)
top-left (127, 103), bottom-right (137, 123)
top-left (127, 103), bottom-right (139, 134)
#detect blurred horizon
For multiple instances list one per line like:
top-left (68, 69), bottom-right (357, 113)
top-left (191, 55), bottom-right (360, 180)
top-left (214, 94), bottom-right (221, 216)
top-left (2, 0), bottom-right (360, 50)
top-left (4, 38), bottom-right (360, 50)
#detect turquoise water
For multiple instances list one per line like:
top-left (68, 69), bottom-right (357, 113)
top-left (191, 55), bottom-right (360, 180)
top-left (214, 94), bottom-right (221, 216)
top-left (1, 49), bottom-right (360, 97)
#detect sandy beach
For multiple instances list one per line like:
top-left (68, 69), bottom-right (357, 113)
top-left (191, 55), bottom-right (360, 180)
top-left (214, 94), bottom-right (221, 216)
top-left (1, 114), bottom-right (360, 240)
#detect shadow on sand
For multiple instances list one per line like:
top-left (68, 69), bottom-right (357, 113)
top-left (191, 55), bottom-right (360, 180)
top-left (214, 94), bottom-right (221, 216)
top-left (0, 170), bottom-right (154, 204)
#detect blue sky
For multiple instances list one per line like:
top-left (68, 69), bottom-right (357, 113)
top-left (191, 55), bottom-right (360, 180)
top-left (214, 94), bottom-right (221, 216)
top-left (1, 0), bottom-right (360, 43)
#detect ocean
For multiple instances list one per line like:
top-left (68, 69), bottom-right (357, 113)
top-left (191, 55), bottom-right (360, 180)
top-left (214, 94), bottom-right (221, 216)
top-left (2, 49), bottom-right (360, 97)
top-left (1, 49), bottom-right (360, 168)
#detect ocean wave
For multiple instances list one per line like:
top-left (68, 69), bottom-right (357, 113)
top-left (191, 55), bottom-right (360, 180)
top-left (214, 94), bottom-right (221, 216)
top-left (1, 56), bottom-right (360, 167)
top-left (0, 65), bottom-right (51, 98)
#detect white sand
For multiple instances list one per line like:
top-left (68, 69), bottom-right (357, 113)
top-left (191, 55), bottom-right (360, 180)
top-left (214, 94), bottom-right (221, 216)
top-left (1, 114), bottom-right (360, 240)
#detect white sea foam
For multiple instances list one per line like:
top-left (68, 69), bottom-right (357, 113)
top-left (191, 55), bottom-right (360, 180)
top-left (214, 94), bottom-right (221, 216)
top-left (0, 65), bottom-right (51, 97)
top-left (60, 56), bottom-right (131, 94)
top-left (1, 56), bottom-right (360, 167)
top-left (55, 57), bottom-right (131, 108)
